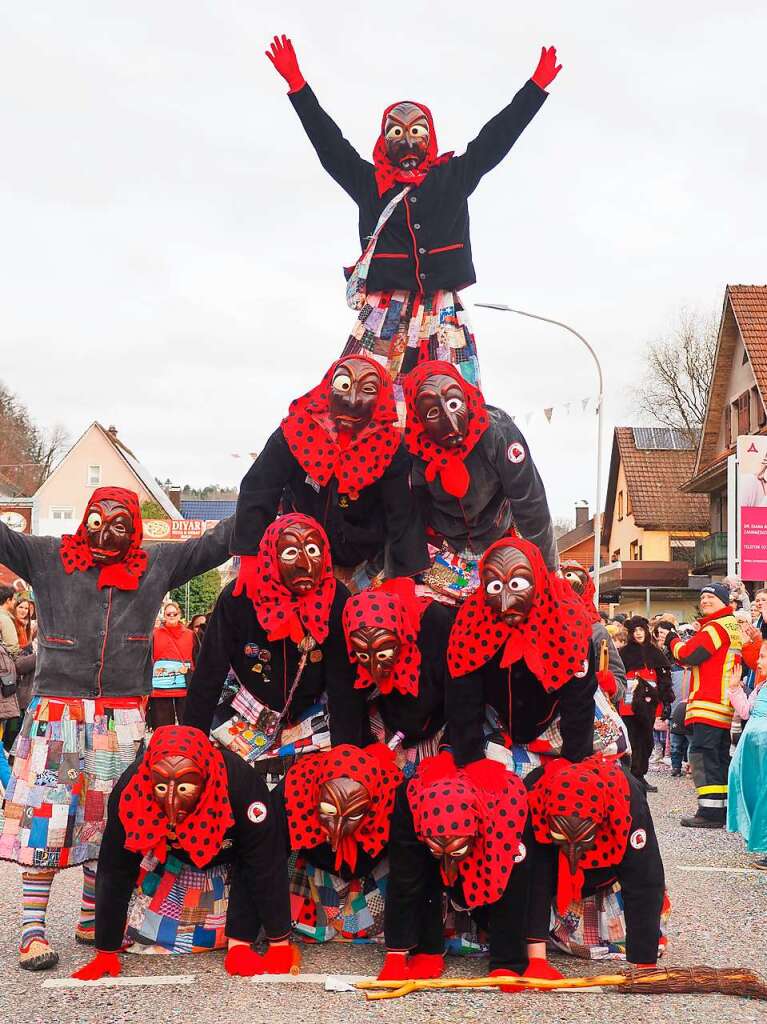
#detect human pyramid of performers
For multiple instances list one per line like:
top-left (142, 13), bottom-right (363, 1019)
top-left (0, 36), bottom-right (669, 987)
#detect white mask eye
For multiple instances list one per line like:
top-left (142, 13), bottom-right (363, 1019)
top-left (305, 543), bottom-right (321, 558)
top-left (376, 648), bottom-right (396, 662)
top-left (279, 545), bottom-right (299, 562)
top-left (386, 125), bottom-right (404, 139)
top-left (332, 373), bottom-right (352, 393)
top-left (86, 512), bottom-right (102, 530)
top-left (177, 783), bottom-right (197, 796)
top-left (409, 124), bottom-right (426, 137)
top-left (319, 802), bottom-right (338, 815)
top-left (485, 579), bottom-right (503, 596)
top-left (347, 812), bottom-right (365, 821)
top-left (356, 652), bottom-right (370, 663)
top-left (154, 783), bottom-right (168, 796)
top-left (445, 398), bottom-right (463, 414)
top-left (450, 844), bottom-right (469, 857)
top-left (508, 577), bottom-right (532, 592)
top-left (425, 406), bottom-right (440, 420)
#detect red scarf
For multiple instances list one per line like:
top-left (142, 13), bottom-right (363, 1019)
top-left (562, 561), bottom-right (601, 625)
top-left (404, 361), bottom-right (490, 499)
top-left (247, 514), bottom-right (336, 646)
top-left (284, 744), bottom-right (402, 873)
top-left (118, 726), bottom-right (234, 869)
top-left (528, 756), bottom-right (632, 914)
top-left (447, 536), bottom-right (592, 690)
top-left (372, 101), bottom-right (453, 198)
top-left (280, 356), bottom-right (399, 500)
top-left (407, 753), bottom-right (528, 908)
top-left (342, 578), bottom-right (430, 697)
top-left (59, 486), bottom-right (147, 591)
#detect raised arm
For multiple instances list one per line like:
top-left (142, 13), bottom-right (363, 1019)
top-left (452, 46), bottom-right (560, 196)
top-left (162, 516), bottom-right (233, 591)
top-left (266, 34), bottom-right (369, 201)
top-left (231, 429), bottom-right (293, 557)
top-left (183, 587), bottom-right (236, 735)
top-left (0, 519), bottom-right (43, 582)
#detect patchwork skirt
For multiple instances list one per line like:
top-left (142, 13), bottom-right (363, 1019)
top-left (0, 696), bottom-right (146, 868)
top-left (342, 290), bottom-right (480, 428)
top-left (289, 852), bottom-right (388, 944)
top-left (124, 852), bottom-right (230, 955)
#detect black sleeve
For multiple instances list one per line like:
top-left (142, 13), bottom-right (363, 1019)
top-left (616, 777), bottom-right (666, 965)
top-left (162, 517), bottom-right (234, 590)
top-left (231, 429), bottom-right (293, 557)
top-left (446, 667), bottom-right (487, 767)
top-left (325, 583), bottom-right (372, 747)
top-left (558, 645), bottom-right (597, 762)
top-left (183, 586), bottom-right (237, 735)
top-left (384, 784), bottom-right (444, 954)
top-left (380, 446), bottom-right (430, 578)
top-left (288, 83), bottom-right (370, 202)
top-left (0, 521), bottom-right (48, 583)
top-left (451, 79), bottom-right (548, 197)
top-left (94, 764), bottom-right (144, 952)
top-left (492, 413), bottom-right (556, 571)
top-left (226, 759), bottom-right (292, 942)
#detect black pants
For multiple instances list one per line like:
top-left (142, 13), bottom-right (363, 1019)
top-left (148, 696), bottom-right (186, 730)
top-left (689, 722), bottom-right (730, 821)
top-left (623, 715), bottom-right (653, 780)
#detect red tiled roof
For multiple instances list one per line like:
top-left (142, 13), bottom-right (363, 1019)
top-left (729, 286), bottom-right (767, 395)
top-left (607, 428), bottom-right (709, 532)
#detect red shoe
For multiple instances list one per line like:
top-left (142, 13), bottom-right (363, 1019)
top-left (407, 954), bottom-right (444, 979)
top-left (524, 958), bottom-right (564, 981)
top-left (489, 967), bottom-right (521, 992)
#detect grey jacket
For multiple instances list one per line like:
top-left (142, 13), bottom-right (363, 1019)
top-left (411, 406), bottom-right (557, 570)
top-left (0, 518), bottom-right (233, 699)
top-left (592, 621), bottom-right (627, 705)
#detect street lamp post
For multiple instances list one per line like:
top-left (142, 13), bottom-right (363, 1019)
top-left (475, 303), bottom-right (605, 607)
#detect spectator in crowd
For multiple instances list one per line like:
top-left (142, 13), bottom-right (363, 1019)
top-left (0, 586), bottom-right (20, 656)
top-left (13, 597), bottom-right (33, 648)
top-left (727, 653), bottom-right (767, 868)
top-left (612, 626), bottom-right (628, 650)
top-left (725, 576), bottom-right (751, 615)
top-left (148, 601), bottom-right (195, 729)
top-left (189, 612), bottom-right (208, 662)
top-left (669, 699), bottom-right (692, 777)
top-left (753, 588), bottom-right (767, 637)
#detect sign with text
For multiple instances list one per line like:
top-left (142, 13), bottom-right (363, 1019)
top-left (142, 519), bottom-right (219, 542)
top-left (737, 435), bottom-right (767, 580)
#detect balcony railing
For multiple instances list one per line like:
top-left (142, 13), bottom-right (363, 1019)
top-left (693, 532), bottom-right (728, 574)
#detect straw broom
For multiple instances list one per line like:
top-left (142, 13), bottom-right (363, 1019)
top-left (356, 966), bottom-right (767, 1001)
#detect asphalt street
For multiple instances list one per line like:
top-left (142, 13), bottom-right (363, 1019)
top-left (1, 760), bottom-right (765, 1024)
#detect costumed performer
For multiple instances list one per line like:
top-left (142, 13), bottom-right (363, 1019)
top-left (184, 514), bottom-right (352, 783)
top-left (727, 647), bottom-right (767, 866)
top-left (232, 355), bottom-right (428, 593)
top-left (525, 755), bottom-right (668, 966)
top-left (0, 488), bottom-right (233, 970)
top-left (560, 559), bottom-right (626, 704)
top-left (264, 34), bottom-right (561, 422)
top-left (72, 726), bottom-right (295, 975)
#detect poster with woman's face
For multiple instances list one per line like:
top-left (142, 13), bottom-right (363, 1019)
top-left (738, 435), bottom-right (767, 580)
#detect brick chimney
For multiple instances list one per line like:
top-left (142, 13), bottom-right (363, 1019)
top-left (575, 500), bottom-right (590, 528)
top-left (166, 485), bottom-right (182, 510)
top-left (107, 425), bottom-right (118, 439)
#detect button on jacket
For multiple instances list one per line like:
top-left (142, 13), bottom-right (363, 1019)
top-left (0, 518), bottom-right (233, 699)
top-left (288, 80), bottom-right (548, 294)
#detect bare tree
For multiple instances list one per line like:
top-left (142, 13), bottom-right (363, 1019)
top-left (631, 308), bottom-right (718, 445)
top-left (0, 382), bottom-right (69, 493)
top-left (553, 516), bottom-right (575, 539)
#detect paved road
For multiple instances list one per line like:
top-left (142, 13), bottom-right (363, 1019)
top-left (1, 762), bottom-right (765, 1024)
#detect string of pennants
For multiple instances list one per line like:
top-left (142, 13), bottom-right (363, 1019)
top-left (511, 395), bottom-right (600, 427)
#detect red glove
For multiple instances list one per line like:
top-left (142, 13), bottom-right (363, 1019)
top-left (524, 957), bottom-right (564, 980)
top-left (232, 554), bottom-right (260, 603)
top-left (261, 942), bottom-right (300, 974)
top-left (224, 944), bottom-right (264, 977)
top-left (531, 46), bottom-right (562, 90)
top-left (265, 34), bottom-right (306, 93)
top-left (365, 742), bottom-right (399, 772)
top-left (71, 950), bottom-right (121, 981)
top-left (596, 670), bottom-right (617, 697)
top-left (463, 757), bottom-right (508, 794)
top-left (407, 953), bottom-right (444, 979)
top-left (489, 967), bottom-right (522, 992)
top-left (378, 951), bottom-right (409, 981)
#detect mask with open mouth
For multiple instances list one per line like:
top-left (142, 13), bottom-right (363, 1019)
top-left (372, 100), bottom-right (453, 197)
top-left (59, 486), bottom-right (147, 590)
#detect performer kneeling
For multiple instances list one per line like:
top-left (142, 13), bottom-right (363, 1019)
top-left (380, 754), bottom-right (531, 981)
top-left (525, 755), bottom-right (667, 969)
top-left (73, 727), bottom-right (295, 979)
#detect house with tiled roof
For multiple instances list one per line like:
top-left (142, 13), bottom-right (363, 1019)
top-left (683, 285), bottom-right (767, 576)
top-left (556, 501), bottom-right (607, 570)
top-left (599, 427), bottom-right (709, 618)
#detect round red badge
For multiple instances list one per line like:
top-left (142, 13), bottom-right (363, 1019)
top-left (247, 801), bottom-right (268, 824)
top-left (507, 442), bottom-right (526, 464)
top-left (629, 828), bottom-right (647, 850)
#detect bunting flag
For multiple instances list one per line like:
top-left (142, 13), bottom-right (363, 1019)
top-left (506, 395), bottom-right (597, 427)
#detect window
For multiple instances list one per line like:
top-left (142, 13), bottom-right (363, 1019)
top-left (737, 392), bottom-right (750, 437)
top-left (87, 465), bottom-right (101, 485)
top-left (752, 386), bottom-right (766, 430)
top-left (611, 549), bottom-right (620, 563)
top-left (730, 401), bottom-right (738, 446)
top-left (629, 539), bottom-right (642, 561)
top-left (670, 538), bottom-right (696, 566)
top-left (626, 492), bottom-right (633, 516)
top-left (617, 490), bottom-right (624, 521)
top-left (50, 506), bottom-right (74, 521)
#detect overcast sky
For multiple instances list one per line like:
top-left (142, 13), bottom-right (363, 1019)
top-left (2, 1), bottom-right (766, 520)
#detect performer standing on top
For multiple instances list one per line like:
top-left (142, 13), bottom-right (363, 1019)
top-left (264, 33), bottom-right (561, 422)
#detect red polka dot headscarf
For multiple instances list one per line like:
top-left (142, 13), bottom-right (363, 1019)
top-left (407, 753), bottom-right (528, 908)
top-left (372, 101), bottom-right (453, 198)
top-left (59, 486), bottom-right (147, 591)
top-left (280, 356), bottom-right (399, 500)
top-left (284, 744), bottom-right (403, 873)
top-left (118, 726), bottom-right (234, 869)
top-left (447, 536), bottom-right (592, 691)
top-left (404, 361), bottom-right (490, 499)
top-left (342, 578), bottom-right (430, 697)
top-left (249, 513), bottom-right (336, 645)
top-left (528, 755), bottom-right (632, 913)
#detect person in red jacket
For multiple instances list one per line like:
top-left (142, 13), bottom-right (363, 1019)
top-left (666, 583), bottom-right (742, 828)
top-left (149, 601), bottom-right (195, 729)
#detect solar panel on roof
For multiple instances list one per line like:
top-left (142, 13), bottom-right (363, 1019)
top-left (632, 427), bottom-right (694, 451)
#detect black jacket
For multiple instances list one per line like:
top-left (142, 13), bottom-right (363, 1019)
top-left (94, 748), bottom-right (292, 950)
top-left (384, 782), bottom-right (531, 972)
top-left (526, 765), bottom-right (666, 965)
top-left (412, 407), bottom-right (556, 569)
top-left (183, 579), bottom-right (354, 740)
top-left (327, 601), bottom-right (453, 749)
top-left (288, 80), bottom-right (547, 295)
top-left (232, 428), bottom-right (429, 578)
top-left (447, 644), bottom-right (597, 766)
